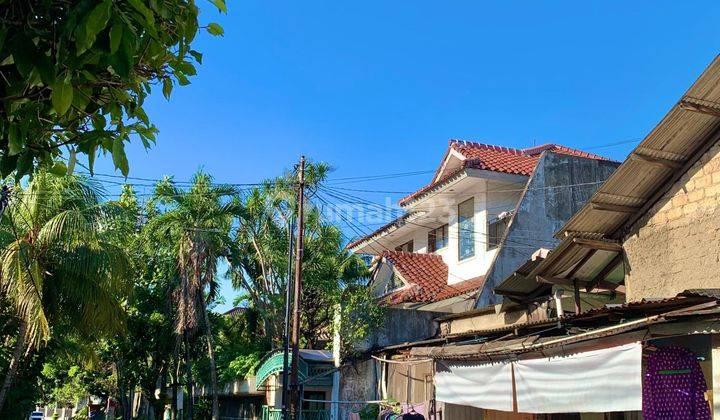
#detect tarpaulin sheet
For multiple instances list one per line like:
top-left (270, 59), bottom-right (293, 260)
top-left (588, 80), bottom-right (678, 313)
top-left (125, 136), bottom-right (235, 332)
top-left (514, 342), bottom-right (642, 413)
top-left (434, 361), bottom-right (514, 412)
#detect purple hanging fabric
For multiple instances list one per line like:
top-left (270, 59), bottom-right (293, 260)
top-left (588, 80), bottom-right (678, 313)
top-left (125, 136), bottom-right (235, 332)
top-left (643, 346), bottom-right (710, 419)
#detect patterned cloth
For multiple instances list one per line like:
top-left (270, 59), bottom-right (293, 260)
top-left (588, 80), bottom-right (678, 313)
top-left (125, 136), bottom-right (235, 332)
top-left (643, 346), bottom-right (710, 419)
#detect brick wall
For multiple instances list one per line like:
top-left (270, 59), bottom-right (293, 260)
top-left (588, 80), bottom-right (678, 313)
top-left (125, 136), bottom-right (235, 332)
top-left (624, 139), bottom-right (720, 301)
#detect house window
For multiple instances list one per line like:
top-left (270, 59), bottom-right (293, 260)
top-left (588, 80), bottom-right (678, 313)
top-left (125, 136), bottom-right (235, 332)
top-left (458, 198), bottom-right (475, 260)
top-left (384, 273), bottom-right (403, 294)
top-left (302, 391), bottom-right (326, 411)
top-left (488, 218), bottom-right (508, 250)
top-left (428, 224), bottom-right (449, 253)
top-left (395, 240), bottom-right (413, 252)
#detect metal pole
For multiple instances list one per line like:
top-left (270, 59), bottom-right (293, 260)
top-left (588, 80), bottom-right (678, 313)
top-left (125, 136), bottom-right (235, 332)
top-left (281, 217), bottom-right (295, 420)
top-left (290, 156), bottom-right (306, 419)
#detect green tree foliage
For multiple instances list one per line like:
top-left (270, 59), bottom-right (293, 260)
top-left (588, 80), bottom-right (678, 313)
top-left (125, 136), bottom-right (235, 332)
top-left (229, 162), bottom-right (378, 350)
top-left (147, 172), bottom-right (239, 420)
top-left (0, 0), bottom-right (226, 178)
top-left (0, 163), bottom-right (385, 418)
top-left (0, 172), bottom-right (132, 413)
top-left (212, 308), bottom-right (267, 384)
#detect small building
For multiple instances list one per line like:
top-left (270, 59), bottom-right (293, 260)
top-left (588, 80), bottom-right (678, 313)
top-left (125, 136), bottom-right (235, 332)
top-left (371, 55), bottom-right (720, 419)
top-left (254, 349), bottom-right (336, 420)
top-left (349, 140), bottom-right (617, 313)
top-left (340, 141), bottom-right (618, 418)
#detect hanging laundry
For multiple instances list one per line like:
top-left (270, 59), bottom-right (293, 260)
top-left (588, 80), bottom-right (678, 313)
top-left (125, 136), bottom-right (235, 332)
top-left (401, 403), bottom-right (425, 420)
top-left (643, 346), bottom-right (710, 419)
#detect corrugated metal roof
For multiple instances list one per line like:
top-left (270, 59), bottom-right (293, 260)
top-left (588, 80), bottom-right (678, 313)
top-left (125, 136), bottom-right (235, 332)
top-left (406, 295), bottom-right (720, 359)
top-left (681, 289), bottom-right (720, 299)
top-left (494, 258), bottom-right (546, 297)
top-left (561, 56), bottom-right (720, 238)
top-left (495, 233), bottom-right (624, 298)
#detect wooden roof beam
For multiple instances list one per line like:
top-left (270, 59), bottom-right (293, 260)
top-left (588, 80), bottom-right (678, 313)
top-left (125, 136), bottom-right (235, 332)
top-left (679, 99), bottom-right (720, 118)
top-left (572, 237), bottom-right (623, 252)
top-left (585, 252), bottom-right (624, 292)
top-left (618, 127), bottom-right (720, 237)
top-left (565, 248), bottom-right (597, 279)
top-left (590, 202), bottom-right (641, 214)
top-left (538, 275), bottom-right (623, 293)
top-left (630, 152), bottom-right (684, 170)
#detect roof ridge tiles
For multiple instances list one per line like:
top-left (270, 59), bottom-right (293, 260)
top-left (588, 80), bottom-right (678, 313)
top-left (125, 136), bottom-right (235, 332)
top-left (449, 139), bottom-right (526, 156)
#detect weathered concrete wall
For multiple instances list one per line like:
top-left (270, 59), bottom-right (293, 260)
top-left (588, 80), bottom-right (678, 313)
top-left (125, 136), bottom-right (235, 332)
top-left (339, 308), bottom-right (442, 417)
top-left (440, 308), bottom-right (531, 336)
top-left (355, 308), bottom-right (443, 352)
top-left (476, 152), bottom-right (619, 306)
top-left (338, 359), bottom-right (379, 420)
top-left (624, 139), bottom-right (720, 301)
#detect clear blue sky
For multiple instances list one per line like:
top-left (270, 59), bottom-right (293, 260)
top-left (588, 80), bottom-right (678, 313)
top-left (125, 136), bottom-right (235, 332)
top-left (91, 1), bottom-right (720, 311)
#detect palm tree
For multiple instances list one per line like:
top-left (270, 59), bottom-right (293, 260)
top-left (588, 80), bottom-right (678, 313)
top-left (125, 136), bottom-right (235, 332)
top-left (148, 172), bottom-right (238, 420)
top-left (0, 172), bottom-right (131, 412)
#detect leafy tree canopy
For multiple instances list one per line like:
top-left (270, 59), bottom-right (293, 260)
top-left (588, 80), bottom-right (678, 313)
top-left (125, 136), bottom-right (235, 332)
top-left (0, 0), bottom-right (225, 178)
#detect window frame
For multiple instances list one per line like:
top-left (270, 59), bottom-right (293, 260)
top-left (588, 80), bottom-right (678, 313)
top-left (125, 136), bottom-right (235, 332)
top-left (487, 217), bottom-right (508, 250)
top-left (457, 198), bottom-right (475, 261)
top-left (428, 224), bottom-right (449, 253)
top-left (395, 240), bottom-right (414, 253)
top-left (384, 272), bottom-right (404, 295)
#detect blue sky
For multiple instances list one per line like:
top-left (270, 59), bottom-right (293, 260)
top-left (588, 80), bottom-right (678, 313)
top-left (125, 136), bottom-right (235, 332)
top-left (90, 1), bottom-right (720, 311)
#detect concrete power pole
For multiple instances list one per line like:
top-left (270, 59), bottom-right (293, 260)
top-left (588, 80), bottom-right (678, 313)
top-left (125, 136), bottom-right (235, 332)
top-left (290, 156), bottom-right (306, 419)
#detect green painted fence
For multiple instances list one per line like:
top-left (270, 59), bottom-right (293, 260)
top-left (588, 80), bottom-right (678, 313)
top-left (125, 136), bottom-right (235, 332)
top-left (261, 406), bottom-right (330, 420)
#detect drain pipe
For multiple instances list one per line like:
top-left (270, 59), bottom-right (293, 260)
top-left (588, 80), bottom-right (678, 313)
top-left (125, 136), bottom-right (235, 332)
top-left (554, 290), bottom-right (565, 329)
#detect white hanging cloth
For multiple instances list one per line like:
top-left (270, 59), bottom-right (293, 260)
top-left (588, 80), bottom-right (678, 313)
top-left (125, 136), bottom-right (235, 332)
top-left (434, 360), bottom-right (514, 412)
top-left (513, 342), bottom-right (642, 413)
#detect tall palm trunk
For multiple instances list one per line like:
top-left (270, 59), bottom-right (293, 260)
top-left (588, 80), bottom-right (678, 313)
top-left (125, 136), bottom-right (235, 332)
top-left (184, 331), bottom-right (193, 420)
top-left (0, 321), bottom-right (26, 413)
top-left (172, 353), bottom-right (180, 420)
top-left (203, 307), bottom-right (220, 420)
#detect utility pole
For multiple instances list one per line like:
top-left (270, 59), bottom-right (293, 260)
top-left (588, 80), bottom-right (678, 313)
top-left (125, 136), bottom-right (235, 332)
top-left (290, 156), bottom-right (306, 419)
top-left (281, 217), bottom-right (295, 420)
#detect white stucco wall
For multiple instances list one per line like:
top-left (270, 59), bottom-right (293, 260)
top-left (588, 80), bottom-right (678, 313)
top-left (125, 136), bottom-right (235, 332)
top-left (377, 183), bottom-right (522, 284)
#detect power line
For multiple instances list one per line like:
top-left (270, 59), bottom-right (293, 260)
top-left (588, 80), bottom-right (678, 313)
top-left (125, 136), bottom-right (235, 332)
top-left (316, 188), bottom-right (556, 251)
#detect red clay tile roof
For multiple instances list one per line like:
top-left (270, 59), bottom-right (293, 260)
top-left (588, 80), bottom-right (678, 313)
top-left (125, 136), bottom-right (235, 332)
top-left (521, 143), bottom-right (610, 161)
top-left (379, 251), bottom-right (484, 305)
top-left (398, 140), bottom-right (612, 206)
top-left (348, 140), bottom-right (613, 251)
top-left (453, 142), bottom-right (539, 176)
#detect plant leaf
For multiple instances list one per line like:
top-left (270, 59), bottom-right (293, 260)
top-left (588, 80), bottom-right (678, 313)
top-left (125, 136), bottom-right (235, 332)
top-left (162, 78), bottom-right (173, 100)
top-left (50, 161), bottom-right (68, 176)
top-left (207, 23), bottom-right (224, 36)
top-left (189, 50), bottom-right (203, 64)
top-left (128, 0), bottom-right (154, 23)
top-left (51, 80), bottom-right (74, 116)
top-left (112, 138), bottom-right (129, 176)
top-left (85, 0), bottom-right (112, 44)
top-left (7, 125), bottom-right (22, 156)
top-left (109, 24), bottom-right (123, 54)
top-left (210, 0), bottom-right (227, 13)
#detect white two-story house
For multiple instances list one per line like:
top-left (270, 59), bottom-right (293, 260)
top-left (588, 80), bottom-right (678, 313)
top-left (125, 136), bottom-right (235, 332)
top-left (348, 140), bottom-right (618, 313)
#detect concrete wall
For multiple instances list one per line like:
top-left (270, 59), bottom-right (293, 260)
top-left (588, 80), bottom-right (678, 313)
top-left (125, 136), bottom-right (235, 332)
top-left (624, 139), bottom-right (720, 301)
top-left (338, 359), bottom-right (379, 420)
top-left (354, 308), bottom-right (443, 353)
top-left (439, 308), bottom-right (532, 336)
top-left (382, 179), bottom-right (520, 284)
top-left (476, 152), bottom-right (619, 306)
top-left (339, 308), bottom-right (442, 418)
